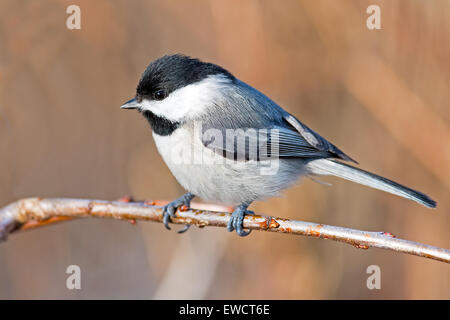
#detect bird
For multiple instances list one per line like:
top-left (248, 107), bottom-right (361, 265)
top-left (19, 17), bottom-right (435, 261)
top-left (121, 54), bottom-right (436, 237)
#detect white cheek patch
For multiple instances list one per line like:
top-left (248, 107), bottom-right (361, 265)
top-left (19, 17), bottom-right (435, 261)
top-left (139, 74), bottom-right (232, 122)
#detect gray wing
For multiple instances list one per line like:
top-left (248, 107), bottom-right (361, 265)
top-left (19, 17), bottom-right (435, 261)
top-left (199, 79), bottom-right (356, 163)
top-left (201, 125), bottom-right (331, 161)
top-left (283, 114), bottom-right (357, 163)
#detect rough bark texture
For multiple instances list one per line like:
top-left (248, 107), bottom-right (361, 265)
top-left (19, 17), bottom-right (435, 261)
top-left (0, 197), bottom-right (448, 263)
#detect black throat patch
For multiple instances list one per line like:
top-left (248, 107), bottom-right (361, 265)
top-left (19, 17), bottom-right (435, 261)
top-left (141, 110), bottom-right (180, 136)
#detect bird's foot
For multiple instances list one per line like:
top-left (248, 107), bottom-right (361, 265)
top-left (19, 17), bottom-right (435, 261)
top-left (227, 203), bottom-right (254, 237)
top-left (162, 193), bottom-right (195, 233)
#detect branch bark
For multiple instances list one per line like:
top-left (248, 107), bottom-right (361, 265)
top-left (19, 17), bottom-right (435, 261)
top-left (0, 197), bottom-right (448, 263)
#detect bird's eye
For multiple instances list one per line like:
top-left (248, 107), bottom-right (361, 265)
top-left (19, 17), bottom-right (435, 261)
top-left (153, 90), bottom-right (167, 101)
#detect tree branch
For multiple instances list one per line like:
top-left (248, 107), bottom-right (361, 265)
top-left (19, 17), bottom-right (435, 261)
top-left (0, 197), bottom-right (448, 263)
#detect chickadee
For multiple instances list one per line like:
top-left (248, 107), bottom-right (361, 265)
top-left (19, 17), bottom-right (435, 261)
top-left (121, 54), bottom-right (436, 237)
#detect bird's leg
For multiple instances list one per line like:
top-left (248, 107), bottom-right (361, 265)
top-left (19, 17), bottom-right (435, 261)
top-left (162, 192), bottom-right (195, 233)
top-left (227, 202), bottom-right (254, 237)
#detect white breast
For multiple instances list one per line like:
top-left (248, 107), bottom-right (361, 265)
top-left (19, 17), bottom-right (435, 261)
top-left (152, 127), bottom-right (307, 205)
top-left (153, 127), bottom-right (233, 203)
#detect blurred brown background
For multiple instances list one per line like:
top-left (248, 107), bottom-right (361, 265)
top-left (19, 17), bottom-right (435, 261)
top-left (0, 0), bottom-right (449, 299)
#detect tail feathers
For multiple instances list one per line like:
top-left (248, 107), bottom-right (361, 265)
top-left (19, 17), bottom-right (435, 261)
top-left (306, 159), bottom-right (437, 208)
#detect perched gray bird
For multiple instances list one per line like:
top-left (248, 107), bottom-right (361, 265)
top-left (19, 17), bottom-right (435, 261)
top-left (121, 54), bottom-right (436, 236)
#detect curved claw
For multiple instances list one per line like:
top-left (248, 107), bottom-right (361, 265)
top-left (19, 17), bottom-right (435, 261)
top-left (162, 204), bottom-right (177, 230)
top-left (228, 206), bottom-right (253, 237)
top-left (227, 216), bottom-right (235, 232)
top-left (177, 224), bottom-right (191, 234)
top-left (161, 193), bottom-right (195, 232)
top-left (162, 211), bottom-right (172, 230)
top-left (236, 228), bottom-right (251, 237)
top-left (237, 209), bottom-right (253, 237)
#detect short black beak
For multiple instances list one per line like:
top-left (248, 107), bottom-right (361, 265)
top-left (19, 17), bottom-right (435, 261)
top-left (120, 98), bottom-right (139, 110)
